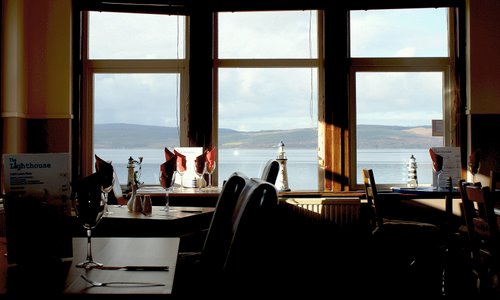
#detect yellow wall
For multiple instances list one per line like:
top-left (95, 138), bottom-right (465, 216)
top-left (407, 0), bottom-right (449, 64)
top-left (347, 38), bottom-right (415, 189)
top-left (466, 0), bottom-right (500, 114)
top-left (24, 0), bottom-right (72, 118)
top-left (1, 0), bottom-right (72, 153)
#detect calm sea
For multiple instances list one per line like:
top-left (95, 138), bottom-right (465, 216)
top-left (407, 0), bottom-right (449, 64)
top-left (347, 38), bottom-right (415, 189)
top-left (95, 148), bottom-right (434, 190)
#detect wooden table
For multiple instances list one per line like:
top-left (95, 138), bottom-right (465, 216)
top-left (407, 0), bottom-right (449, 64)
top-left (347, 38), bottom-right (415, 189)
top-left (391, 186), bottom-right (460, 217)
top-left (64, 237), bottom-right (179, 296)
top-left (73, 205), bottom-right (215, 237)
top-left (137, 186), bottom-right (220, 207)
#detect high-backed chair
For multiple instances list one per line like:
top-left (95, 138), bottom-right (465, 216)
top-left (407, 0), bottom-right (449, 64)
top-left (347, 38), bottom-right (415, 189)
top-left (489, 170), bottom-right (500, 197)
top-left (361, 168), bottom-right (443, 297)
top-left (460, 181), bottom-right (500, 296)
top-left (219, 177), bottom-right (279, 296)
top-left (173, 172), bottom-right (249, 296)
top-left (174, 175), bottom-right (280, 298)
top-left (260, 159), bottom-right (280, 184)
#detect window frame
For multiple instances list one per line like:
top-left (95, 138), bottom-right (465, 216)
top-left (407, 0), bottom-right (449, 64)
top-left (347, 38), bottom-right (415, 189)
top-left (81, 12), bottom-right (190, 177)
top-left (214, 10), bottom-right (325, 190)
top-left (349, 59), bottom-right (453, 190)
top-left (348, 8), bottom-right (457, 190)
top-left (74, 2), bottom-right (463, 193)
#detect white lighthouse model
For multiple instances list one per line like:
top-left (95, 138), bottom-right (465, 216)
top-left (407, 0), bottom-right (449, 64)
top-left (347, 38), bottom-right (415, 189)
top-left (276, 141), bottom-right (290, 191)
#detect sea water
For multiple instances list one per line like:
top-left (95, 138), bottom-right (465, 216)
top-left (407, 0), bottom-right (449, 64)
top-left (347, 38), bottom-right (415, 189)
top-left (94, 148), bottom-right (434, 190)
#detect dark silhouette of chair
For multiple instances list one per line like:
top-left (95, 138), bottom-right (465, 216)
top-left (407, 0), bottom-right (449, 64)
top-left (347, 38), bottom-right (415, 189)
top-left (260, 159), bottom-right (279, 184)
top-left (218, 177), bottom-right (279, 296)
top-left (489, 170), bottom-right (500, 195)
top-left (200, 171), bottom-right (249, 271)
top-left (173, 171), bottom-right (249, 296)
top-left (174, 176), bottom-right (280, 298)
top-left (361, 168), bottom-right (443, 297)
top-left (460, 181), bottom-right (500, 296)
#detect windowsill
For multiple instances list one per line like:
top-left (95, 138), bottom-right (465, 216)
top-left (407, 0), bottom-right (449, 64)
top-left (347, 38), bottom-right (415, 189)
top-left (279, 190), bottom-right (365, 198)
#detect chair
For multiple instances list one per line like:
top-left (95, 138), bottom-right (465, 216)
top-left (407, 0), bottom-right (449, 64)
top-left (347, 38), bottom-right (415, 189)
top-left (173, 171), bottom-right (250, 297)
top-left (218, 177), bottom-right (280, 296)
top-left (460, 181), bottom-right (500, 296)
top-left (489, 170), bottom-right (500, 213)
top-left (260, 159), bottom-right (280, 184)
top-left (361, 168), bottom-right (443, 297)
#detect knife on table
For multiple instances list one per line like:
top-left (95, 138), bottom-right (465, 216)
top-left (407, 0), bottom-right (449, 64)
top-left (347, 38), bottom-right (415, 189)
top-left (96, 265), bottom-right (169, 271)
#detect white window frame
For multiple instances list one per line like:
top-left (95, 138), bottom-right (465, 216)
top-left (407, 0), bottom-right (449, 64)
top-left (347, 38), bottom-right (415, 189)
top-left (81, 12), bottom-right (189, 177)
top-left (348, 7), bottom-right (456, 190)
top-left (214, 10), bottom-right (325, 190)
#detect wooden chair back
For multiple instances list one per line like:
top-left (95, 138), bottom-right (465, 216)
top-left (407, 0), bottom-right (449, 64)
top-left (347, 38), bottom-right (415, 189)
top-left (489, 170), bottom-right (500, 196)
top-left (362, 168), bottom-right (383, 229)
top-left (460, 181), bottom-right (500, 294)
top-left (462, 183), bottom-right (500, 256)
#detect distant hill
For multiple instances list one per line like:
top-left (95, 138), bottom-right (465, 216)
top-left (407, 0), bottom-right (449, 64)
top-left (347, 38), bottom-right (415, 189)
top-left (94, 123), bottom-right (443, 149)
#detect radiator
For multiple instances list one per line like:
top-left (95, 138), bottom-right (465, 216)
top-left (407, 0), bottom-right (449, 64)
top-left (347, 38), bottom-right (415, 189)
top-left (284, 198), bottom-right (361, 226)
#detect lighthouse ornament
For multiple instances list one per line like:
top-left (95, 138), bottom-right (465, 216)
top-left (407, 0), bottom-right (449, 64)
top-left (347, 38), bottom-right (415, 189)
top-left (276, 141), bottom-right (291, 191)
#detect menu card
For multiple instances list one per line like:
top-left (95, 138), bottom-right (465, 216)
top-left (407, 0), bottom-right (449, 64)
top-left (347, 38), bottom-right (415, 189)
top-left (3, 153), bottom-right (71, 202)
top-left (429, 147), bottom-right (461, 188)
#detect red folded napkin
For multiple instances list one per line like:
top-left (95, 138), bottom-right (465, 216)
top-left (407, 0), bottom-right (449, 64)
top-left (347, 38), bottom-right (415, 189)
top-left (174, 150), bottom-right (187, 173)
top-left (205, 146), bottom-right (216, 172)
top-left (94, 154), bottom-right (114, 191)
top-left (429, 148), bottom-right (443, 172)
top-left (164, 147), bottom-right (175, 161)
top-left (195, 153), bottom-right (207, 174)
top-left (160, 157), bottom-right (176, 189)
top-left (94, 154), bottom-right (126, 205)
top-left (468, 149), bottom-right (481, 175)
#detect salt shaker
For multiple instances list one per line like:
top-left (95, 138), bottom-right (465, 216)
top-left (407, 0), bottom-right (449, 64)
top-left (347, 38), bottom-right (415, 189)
top-left (142, 195), bottom-right (152, 215)
top-left (132, 194), bottom-right (143, 213)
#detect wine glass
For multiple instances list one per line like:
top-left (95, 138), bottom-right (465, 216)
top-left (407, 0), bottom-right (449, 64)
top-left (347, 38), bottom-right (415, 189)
top-left (74, 177), bottom-right (107, 269)
top-left (159, 171), bottom-right (176, 212)
top-left (206, 161), bottom-right (216, 189)
top-left (101, 177), bottom-right (114, 216)
top-left (194, 161), bottom-right (206, 192)
top-left (469, 159), bottom-right (481, 184)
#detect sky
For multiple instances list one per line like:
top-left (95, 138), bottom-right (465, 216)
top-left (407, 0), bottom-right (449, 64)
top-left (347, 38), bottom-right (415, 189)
top-left (90, 8), bottom-right (448, 132)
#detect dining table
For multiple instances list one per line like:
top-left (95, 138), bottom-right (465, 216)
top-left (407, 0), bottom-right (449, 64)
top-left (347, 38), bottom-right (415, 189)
top-left (64, 237), bottom-right (179, 296)
top-left (391, 185), bottom-right (463, 231)
top-left (72, 205), bottom-right (215, 238)
top-left (1, 237), bottom-right (179, 297)
top-left (391, 186), bottom-right (460, 217)
top-left (137, 185), bottom-right (221, 207)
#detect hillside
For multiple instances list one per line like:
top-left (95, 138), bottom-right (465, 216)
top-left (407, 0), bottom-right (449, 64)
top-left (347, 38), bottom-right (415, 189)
top-left (94, 123), bottom-right (443, 149)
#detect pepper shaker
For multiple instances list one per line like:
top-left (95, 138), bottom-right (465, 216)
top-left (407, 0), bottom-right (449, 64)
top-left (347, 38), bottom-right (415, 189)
top-left (132, 194), bottom-right (143, 213)
top-left (142, 195), bottom-right (152, 215)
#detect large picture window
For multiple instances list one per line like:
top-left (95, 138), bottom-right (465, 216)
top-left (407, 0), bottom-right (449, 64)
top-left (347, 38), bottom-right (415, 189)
top-left (83, 11), bottom-right (187, 185)
top-left (217, 11), bottom-right (320, 190)
top-left (79, 4), bottom-right (458, 192)
top-left (349, 7), bottom-right (453, 188)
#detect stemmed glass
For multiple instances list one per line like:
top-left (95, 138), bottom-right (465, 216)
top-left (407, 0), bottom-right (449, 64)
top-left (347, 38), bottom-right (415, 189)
top-left (194, 161), bottom-right (207, 192)
top-left (175, 155), bottom-right (186, 189)
top-left (206, 161), bottom-right (216, 189)
top-left (159, 171), bottom-right (176, 212)
top-left (469, 160), bottom-right (481, 184)
top-left (74, 176), bottom-right (107, 269)
top-left (101, 177), bottom-right (114, 216)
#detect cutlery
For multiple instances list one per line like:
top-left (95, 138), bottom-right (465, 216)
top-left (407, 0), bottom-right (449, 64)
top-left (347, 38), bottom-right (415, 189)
top-left (80, 274), bottom-right (165, 287)
top-left (96, 265), bottom-right (169, 271)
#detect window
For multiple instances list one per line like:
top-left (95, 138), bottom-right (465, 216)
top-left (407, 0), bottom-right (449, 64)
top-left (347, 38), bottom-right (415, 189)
top-left (349, 8), bottom-right (453, 188)
top-left (83, 11), bottom-right (187, 185)
top-left (217, 11), bottom-right (320, 190)
top-left (78, 4), bottom-right (459, 192)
